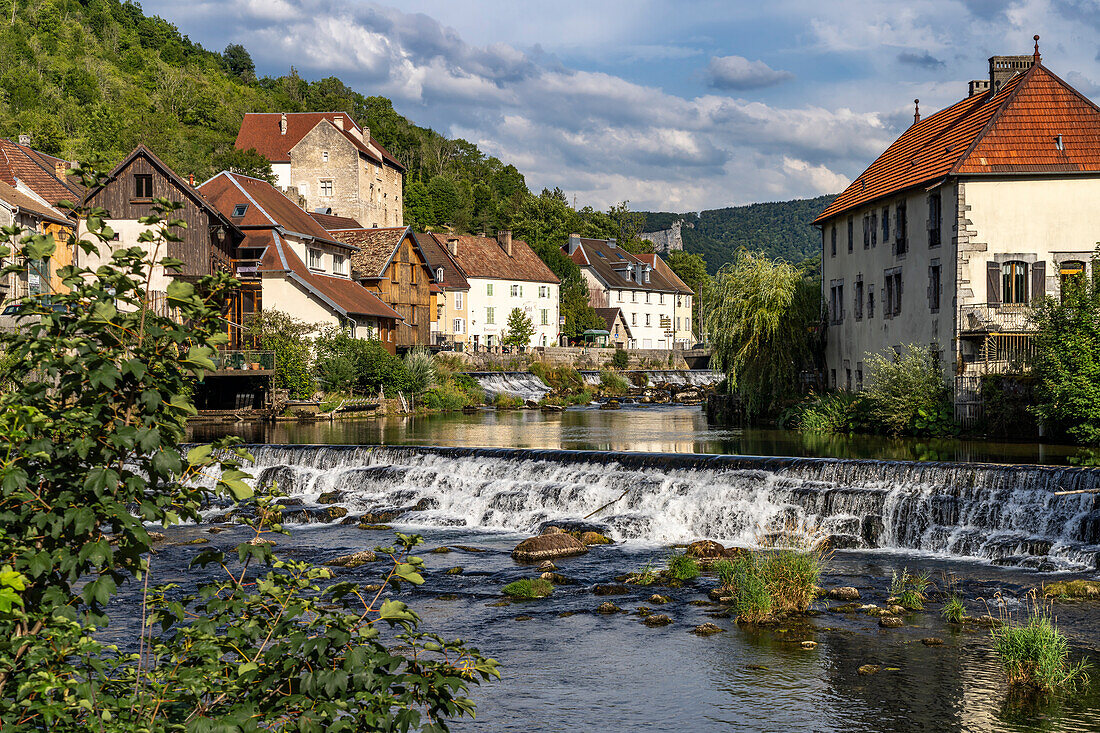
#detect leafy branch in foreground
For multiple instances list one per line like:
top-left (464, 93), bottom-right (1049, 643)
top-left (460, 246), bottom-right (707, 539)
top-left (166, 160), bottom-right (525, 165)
top-left (0, 166), bottom-right (497, 730)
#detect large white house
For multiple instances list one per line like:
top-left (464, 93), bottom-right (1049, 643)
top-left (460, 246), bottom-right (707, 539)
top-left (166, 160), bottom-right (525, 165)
top-left (815, 42), bottom-right (1100, 417)
top-left (425, 231), bottom-right (559, 350)
top-left (564, 235), bottom-right (694, 348)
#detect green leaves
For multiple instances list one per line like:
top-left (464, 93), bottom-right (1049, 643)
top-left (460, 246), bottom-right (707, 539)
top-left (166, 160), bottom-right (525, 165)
top-left (217, 468), bottom-right (254, 501)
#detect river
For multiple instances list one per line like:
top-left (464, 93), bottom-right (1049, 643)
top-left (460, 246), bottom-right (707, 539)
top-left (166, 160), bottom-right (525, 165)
top-left (171, 406), bottom-right (1100, 731)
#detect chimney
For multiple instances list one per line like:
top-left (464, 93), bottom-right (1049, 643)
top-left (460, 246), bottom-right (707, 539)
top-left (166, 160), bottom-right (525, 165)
top-left (17, 133), bottom-right (30, 147)
top-left (279, 113), bottom-right (287, 135)
top-left (447, 237), bottom-right (459, 257)
top-left (567, 233), bottom-right (581, 255)
top-left (362, 125), bottom-right (370, 143)
top-left (188, 174), bottom-right (195, 187)
top-left (333, 114), bottom-right (344, 130)
top-left (497, 229), bottom-right (513, 256)
top-left (913, 99), bottom-right (920, 125)
top-left (54, 161), bottom-right (68, 178)
top-left (988, 51), bottom-right (1035, 93)
top-left (968, 79), bottom-right (991, 97)
top-left (608, 237), bottom-right (617, 249)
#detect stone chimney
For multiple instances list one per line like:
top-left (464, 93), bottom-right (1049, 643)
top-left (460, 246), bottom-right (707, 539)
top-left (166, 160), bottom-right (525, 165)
top-left (497, 229), bottom-right (513, 256)
top-left (968, 79), bottom-right (991, 97)
top-left (54, 161), bottom-right (68, 178)
top-left (988, 54), bottom-right (1034, 94)
top-left (447, 237), bottom-right (459, 257)
top-left (567, 233), bottom-right (581, 255)
top-left (333, 114), bottom-right (344, 130)
top-left (17, 133), bottom-right (30, 147)
top-left (362, 125), bottom-right (370, 143)
top-left (608, 237), bottom-right (617, 249)
top-left (279, 113), bottom-right (287, 135)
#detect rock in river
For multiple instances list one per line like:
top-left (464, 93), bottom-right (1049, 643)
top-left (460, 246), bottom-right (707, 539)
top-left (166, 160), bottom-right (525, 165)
top-left (692, 623), bottom-right (725, 636)
top-left (826, 587), bottom-right (860, 601)
top-left (511, 533), bottom-right (588, 562)
top-left (643, 614), bottom-right (672, 627)
top-left (325, 551), bottom-right (377, 568)
top-left (858, 664), bottom-right (880, 676)
top-left (879, 616), bottom-right (903, 628)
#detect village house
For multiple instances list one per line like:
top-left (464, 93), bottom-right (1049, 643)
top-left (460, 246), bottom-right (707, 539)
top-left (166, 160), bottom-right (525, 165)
top-left (199, 171), bottom-right (401, 351)
top-left (595, 307), bottom-right (632, 348)
top-left (564, 235), bottom-right (694, 349)
top-left (814, 39), bottom-right (1100, 419)
top-left (234, 112), bottom-right (404, 228)
top-left (414, 231), bottom-right (471, 350)
top-left (0, 136), bottom-right (82, 294)
top-left (79, 146), bottom-right (242, 316)
top-left (313, 217), bottom-right (435, 350)
top-left (425, 231), bottom-right (559, 350)
top-left (0, 180), bottom-right (75, 301)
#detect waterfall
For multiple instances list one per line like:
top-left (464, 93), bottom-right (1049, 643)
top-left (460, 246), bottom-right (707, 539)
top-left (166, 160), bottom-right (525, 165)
top-left (578, 370), bottom-right (722, 387)
top-left (207, 445), bottom-right (1100, 571)
top-left (466, 372), bottom-right (550, 401)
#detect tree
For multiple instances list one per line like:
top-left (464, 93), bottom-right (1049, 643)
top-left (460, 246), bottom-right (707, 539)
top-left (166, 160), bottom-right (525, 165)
top-left (702, 251), bottom-right (819, 416)
top-left (428, 175), bottom-right (461, 226)
top-left (864, 344), bottom-right (954, 436)
top-left (222, 43), bottom-right (255, 81)
top-left (0, 172), bottom-right (498, 727)
top-left (404, 180), bottom-right (432, 229)
top-left (503, 307), bottom-right (536, 350)
top-left (1032, 255), bottom-right (1100, 443)
top-left (245, 309), bottom-right (315, 398)
top-left (210, 146), bottom-right (275, 184)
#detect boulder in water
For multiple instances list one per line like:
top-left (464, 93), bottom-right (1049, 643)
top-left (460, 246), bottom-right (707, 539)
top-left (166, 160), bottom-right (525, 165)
top-left (316, 491), bottom-right (345, 505)
top-left (511, 533), bottom-right (588, 562)
top-left (858, 664), bottom-right (879, 676)
top-left (1043, 579), bottom-right (1100, 599)
top-left (326, 551), bottom-right (377, 568)
top-left (597, 602), bottom-right (621, 614)
top-left (826, 587), bottom-right (860, 601)
top-left (685, 540), bottom-right (726, 559)
top-left (537, 560), bottom-right (557, 571)
top-left (643, 614), bottom-right (672, 627)
top-left (692, 623), bottom-right (724, 636)
top-left (594, 583), bottom-right (630, 596)
top-left (577, 531), bottom-right (612, 545)
top-left (879, 616), bottom-right (903, 628)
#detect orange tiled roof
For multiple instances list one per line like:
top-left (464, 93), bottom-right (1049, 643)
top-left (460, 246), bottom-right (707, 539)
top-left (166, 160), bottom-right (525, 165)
top-left (815, 64), bottom-right (1100, 223)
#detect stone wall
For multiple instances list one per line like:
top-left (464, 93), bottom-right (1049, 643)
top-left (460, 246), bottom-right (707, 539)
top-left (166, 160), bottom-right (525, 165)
top-left (454, 347), bottom-right (690, 371)
top-left (290, 123), bottom-right (362, 222)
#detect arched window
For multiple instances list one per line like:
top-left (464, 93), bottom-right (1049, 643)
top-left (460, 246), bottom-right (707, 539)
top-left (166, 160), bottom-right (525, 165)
top-left (1060, 260), bottom-right (1086, 301)
top-left (1003, 261), bottom-right (1028, 304)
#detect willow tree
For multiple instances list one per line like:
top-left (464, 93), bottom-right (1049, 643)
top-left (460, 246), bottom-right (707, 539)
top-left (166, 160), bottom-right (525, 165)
top-left (702, 251), bottom-right (820, 416)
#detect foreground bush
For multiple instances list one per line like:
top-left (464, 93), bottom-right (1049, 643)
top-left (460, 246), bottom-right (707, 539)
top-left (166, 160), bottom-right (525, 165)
top-left (666, 554), bottom-right (700, 582)
top-left (992, 614), bottom-right (1089, 692)
top-left (0, 184), bottom-right (497, 729)
top-left (788, 391), bottom-right (869, 434)
top-left (890, 567), bottom-right (931, 611)
top-left (716, 550), bottom-right (824, 623)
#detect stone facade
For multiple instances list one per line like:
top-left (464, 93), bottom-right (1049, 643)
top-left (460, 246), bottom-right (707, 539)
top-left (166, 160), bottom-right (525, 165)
top-left (290, 123), bottom-right (363, 225)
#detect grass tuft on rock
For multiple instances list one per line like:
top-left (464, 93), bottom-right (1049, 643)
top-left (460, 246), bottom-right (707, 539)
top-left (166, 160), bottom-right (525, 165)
top-left (716, 549), bottom-right (825, 623)
top-left (942, 593), bottom-right (967, 624)
top-left (502, 578), bottom-right (554, 599)
top-left (890, 567), bottom-right (931, 611)
top-left (992, 612), bottom-right (1090, 693)
top-left (666, 554), bottom-right (700, 582)
top-left (1043, 579), bottom-right (1100, 600)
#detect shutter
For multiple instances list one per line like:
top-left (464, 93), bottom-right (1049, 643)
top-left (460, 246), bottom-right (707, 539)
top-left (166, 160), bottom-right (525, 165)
top-left (1031, 260), bottom-right (1046, 303)
top-left (927, 266), bottom-right (934, 309)
top-left (987, 261), bottom-right (1002, 305)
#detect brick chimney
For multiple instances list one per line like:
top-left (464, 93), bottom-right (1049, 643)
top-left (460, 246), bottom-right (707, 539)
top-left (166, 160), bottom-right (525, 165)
top-left (497, 229), bottom-right (513, 256)
top-left (17, 133), bottom-right (30, 147)
top-left (447, 237), bottom-right (459, 257)
top-left (567, 233), bottom-right (581, 255)
top-left (279, 113), bottom-right (287, 135)
top-left (968, 79), bottom-right (991, 97)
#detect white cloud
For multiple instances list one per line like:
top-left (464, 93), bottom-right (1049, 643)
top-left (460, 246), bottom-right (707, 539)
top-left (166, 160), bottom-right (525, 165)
top-left (706, 55), bottom-right (794, 90)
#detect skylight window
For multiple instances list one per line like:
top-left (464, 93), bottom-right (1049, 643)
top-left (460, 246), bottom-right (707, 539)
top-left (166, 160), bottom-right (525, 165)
top-left (232, 204), bottom-right (248, 217)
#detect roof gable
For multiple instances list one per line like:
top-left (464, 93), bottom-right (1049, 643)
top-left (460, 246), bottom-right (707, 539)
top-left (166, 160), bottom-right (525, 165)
top-left (324, 226), bottom-right (417, 279)
top-left (0, 138), bottom-right (83, 207)
top-left (414, 232), bottom-right (470, 290)
top-left (567, 238), bottom-right (685, 293)
top-left (235, 112), bottom-right (405, 171)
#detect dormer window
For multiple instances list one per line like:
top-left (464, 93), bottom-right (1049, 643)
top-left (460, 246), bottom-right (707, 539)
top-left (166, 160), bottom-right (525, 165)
top-left (232, 204), bottom-right (248, 217)
top-left (436, 267), bottom-right (444, 282)
top-left (308, 248), bottom-right (323, 270)
top-left (333, 253), bottom-right (347, 276)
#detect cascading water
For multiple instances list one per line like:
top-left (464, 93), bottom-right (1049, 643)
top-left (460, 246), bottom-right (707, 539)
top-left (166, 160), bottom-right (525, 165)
top-left (210, 445), bottom-right (1100, 571)
top-left (465, 372), bottom-right (550, 401)
top-left (577, 369), bottom-right (721, 387)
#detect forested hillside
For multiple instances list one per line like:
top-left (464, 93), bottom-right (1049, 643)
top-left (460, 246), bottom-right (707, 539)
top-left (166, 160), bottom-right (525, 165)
top-left (642, 195), bottom-right (836, 273)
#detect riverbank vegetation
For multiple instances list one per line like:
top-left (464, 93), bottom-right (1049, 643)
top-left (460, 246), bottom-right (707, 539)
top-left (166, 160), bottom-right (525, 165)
top-left (714, 548), bottom-right (825, 624)
top-left (993, 609), bottom-right (1090, 693)
top-left (0, 191), bottom-right (497, 727)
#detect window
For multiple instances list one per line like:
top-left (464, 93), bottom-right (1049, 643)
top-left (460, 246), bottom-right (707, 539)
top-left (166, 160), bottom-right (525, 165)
top-left (308, 249), bottom-right (323, 270)
top-left (895, 201), bottom-right (908, 255)
top-left (645, 314), bottom-right (651, 327)
top-left (333, 253), bottom-right (347, 276)
top-left (868, 287), bottom-right (875, 319)
top-left (487, 283), bottom-right (494, 296)
top-left (646, 292), bottom-right (651, 304)
top-left (928, 261), bottom-right (941, 313)
top-left (882, 206), bottom-right (890, 242)
top-left (1003, 260), bottom-right (1028, 304)
top-left (632, 291), bottom-right (637, 302)
top-left (856, 363), bottom-right (863, 390)
top-left (486, 307), bottom-right (495, 324)
top-left (884, 268), bottom-right (903, 317)
top-left (830, 227), bottom-right (837, 257)
top-left (855, 276), bottom-right (864, 320)
top-left (871, 212), bottom-right (878, 247)
top-left (831, 369), bottom-right (836, 388)
top-left (453, 317), bottom-right (465, 333)
top-left (846, 369), bottom-right (852, 391)
top-left (320, 179), bottom-right (334, 197)
top-left (1061, 261), bottom-right (1086, 301)
top-left (659, 293), bottom-right (664, 305)
top-left (539, 285), bottom-right (549, 297)
top-left (232, 203), bottom-right (248, 217)
top-left (632, 312), bottom-right (637, 326)
top-left (928, 193), bottom-right (941, 247)
top-left (511, 284), bottom-right (520, 297)
top-left (436, 267), bottom-right (444, 282)
top-left (134, 174), bottom-right (152, 199)
top-left (829, 280), bottom-right (845, 324)
top-left (541, 309), bottom-right (548, 325)
top-left (863, 214), bottom-right (870, 250)
top-left (438, 303), bottom-right (445, 319)
top-left (455, 292), bottom-right (463, 310)
top-left (847, 216), bottom-right (854, 253)
top-left (322, 151), bottom-right (329, 162)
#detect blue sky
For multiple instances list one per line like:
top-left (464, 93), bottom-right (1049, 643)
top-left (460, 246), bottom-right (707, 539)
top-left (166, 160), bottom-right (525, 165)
top-left (144, 0), bottom-right (1100, 211)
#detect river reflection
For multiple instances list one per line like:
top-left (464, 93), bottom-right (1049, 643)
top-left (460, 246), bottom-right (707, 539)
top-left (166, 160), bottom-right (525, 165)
top-left (190, 405), bottom-right (1084, 465)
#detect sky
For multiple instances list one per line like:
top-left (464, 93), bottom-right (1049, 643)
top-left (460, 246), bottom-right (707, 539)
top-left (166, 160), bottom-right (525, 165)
top-left (145, 0), bottom-right (1100, 212)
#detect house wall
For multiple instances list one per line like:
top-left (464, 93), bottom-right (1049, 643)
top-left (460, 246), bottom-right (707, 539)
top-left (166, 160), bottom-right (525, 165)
top-left (271, 163), bottom-right (292, 189)
top-left (434, 287), bottom-right (470, 349)
top-left (466, 277), bottom-right (559, 348)
top-left (363, 235), bottom-right (432, 347)
top-left (672, 293), bottom-right (694, 347)
top-left (821, 182), bottom-right (956, 389)
top-left (259, 273), bottom-right (395, 352)
top-left (604, 287), bottom-right (680, 349)
top-left (357, 149), bottom-right (403, 228)
top-left (290, 123), bottom-right (361, 222)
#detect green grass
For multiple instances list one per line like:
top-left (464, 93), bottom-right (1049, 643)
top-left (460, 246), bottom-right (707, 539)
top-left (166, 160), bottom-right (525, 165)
top-left (890, 567), bottom-right (931, 611)
top-left (502, 578), bottom-right (554, 599)
top-left (666, 554), bottom-right (700, 582)
top-left (599, 370), bottom-right (631, 396)
top-left (492, 393), bottom-right (524, 409)
top-left (625, 563), bottom-right (659, 586)
top-left (718, 549), bottom-right (824, 623)
top-left (942, 593), bottom-right (967, 624)
top-left (992, 614), bottom-right (1090, 692)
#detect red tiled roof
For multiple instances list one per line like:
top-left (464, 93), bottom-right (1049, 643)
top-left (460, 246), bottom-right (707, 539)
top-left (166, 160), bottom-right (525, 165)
top-left (254, 229), bottom-right (400, 321)
top-left (198, 172), bottom-right (348, 247)
top-left (428, 233), bottom-right (559, 284)
top-left (567, 238), bottom-right (686, 293)
top-left (414, 232), bottom-right (469, 290)
top-left (235, 112), bottom-right (405, 171)
top-left (0, 138), bottom-right (83, 207)
top-left (310, 211), bottom-right (362, 230)
top-left (0, 180), bottom-right (71, 226)
top-left (816, 64), bottom-right (1100, 223)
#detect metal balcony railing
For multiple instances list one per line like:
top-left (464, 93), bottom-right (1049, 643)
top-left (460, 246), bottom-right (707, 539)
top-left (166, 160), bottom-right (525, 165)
top-left (214, 350), bottom-right (276, 371)
top-left (958, 303), bottom-right (1035, 334)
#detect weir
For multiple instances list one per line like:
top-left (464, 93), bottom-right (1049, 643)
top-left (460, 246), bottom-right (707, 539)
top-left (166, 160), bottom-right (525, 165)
top-left (219, 445), bottom-right (1100, 571)
top-left (468, 369), bottom-right (722, 397)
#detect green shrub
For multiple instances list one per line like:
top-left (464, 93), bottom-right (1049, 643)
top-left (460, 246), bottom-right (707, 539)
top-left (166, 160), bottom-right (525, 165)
top-left (625, 563), bottom-right (659, 586)
top-left (790, 391), bottom-right (869, 434)
top-left (599, 370), bottom-right (631, 396)
top-left (890, 567), bottom-right (931, 610)
top-left (992, 614), bottom-right (1090, 692)
top-left (864, 344), bottom-right (957, 436)
top-left (942, 593), bottom-right (967, 623)
top-left (666, 554), bottom-right (700, 582)
top-left (403, 347), bottom-right (437, 396)
top-left (421, 378), bottom-right (476, 411)
top-left (357, 340), bottom-right (410, 396)
top-left (719, 550), bottom-right (825, 623)
top-left (248, 309), bottom-right (315, 398)
top-left (492, 393), bottom-right (524, 409)
top-left (611, 348), bottom-right (630, 369)
top-left (502, 578), bottom-right (554, 599)
top-left (529, 361), bottom-right (583, 392)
